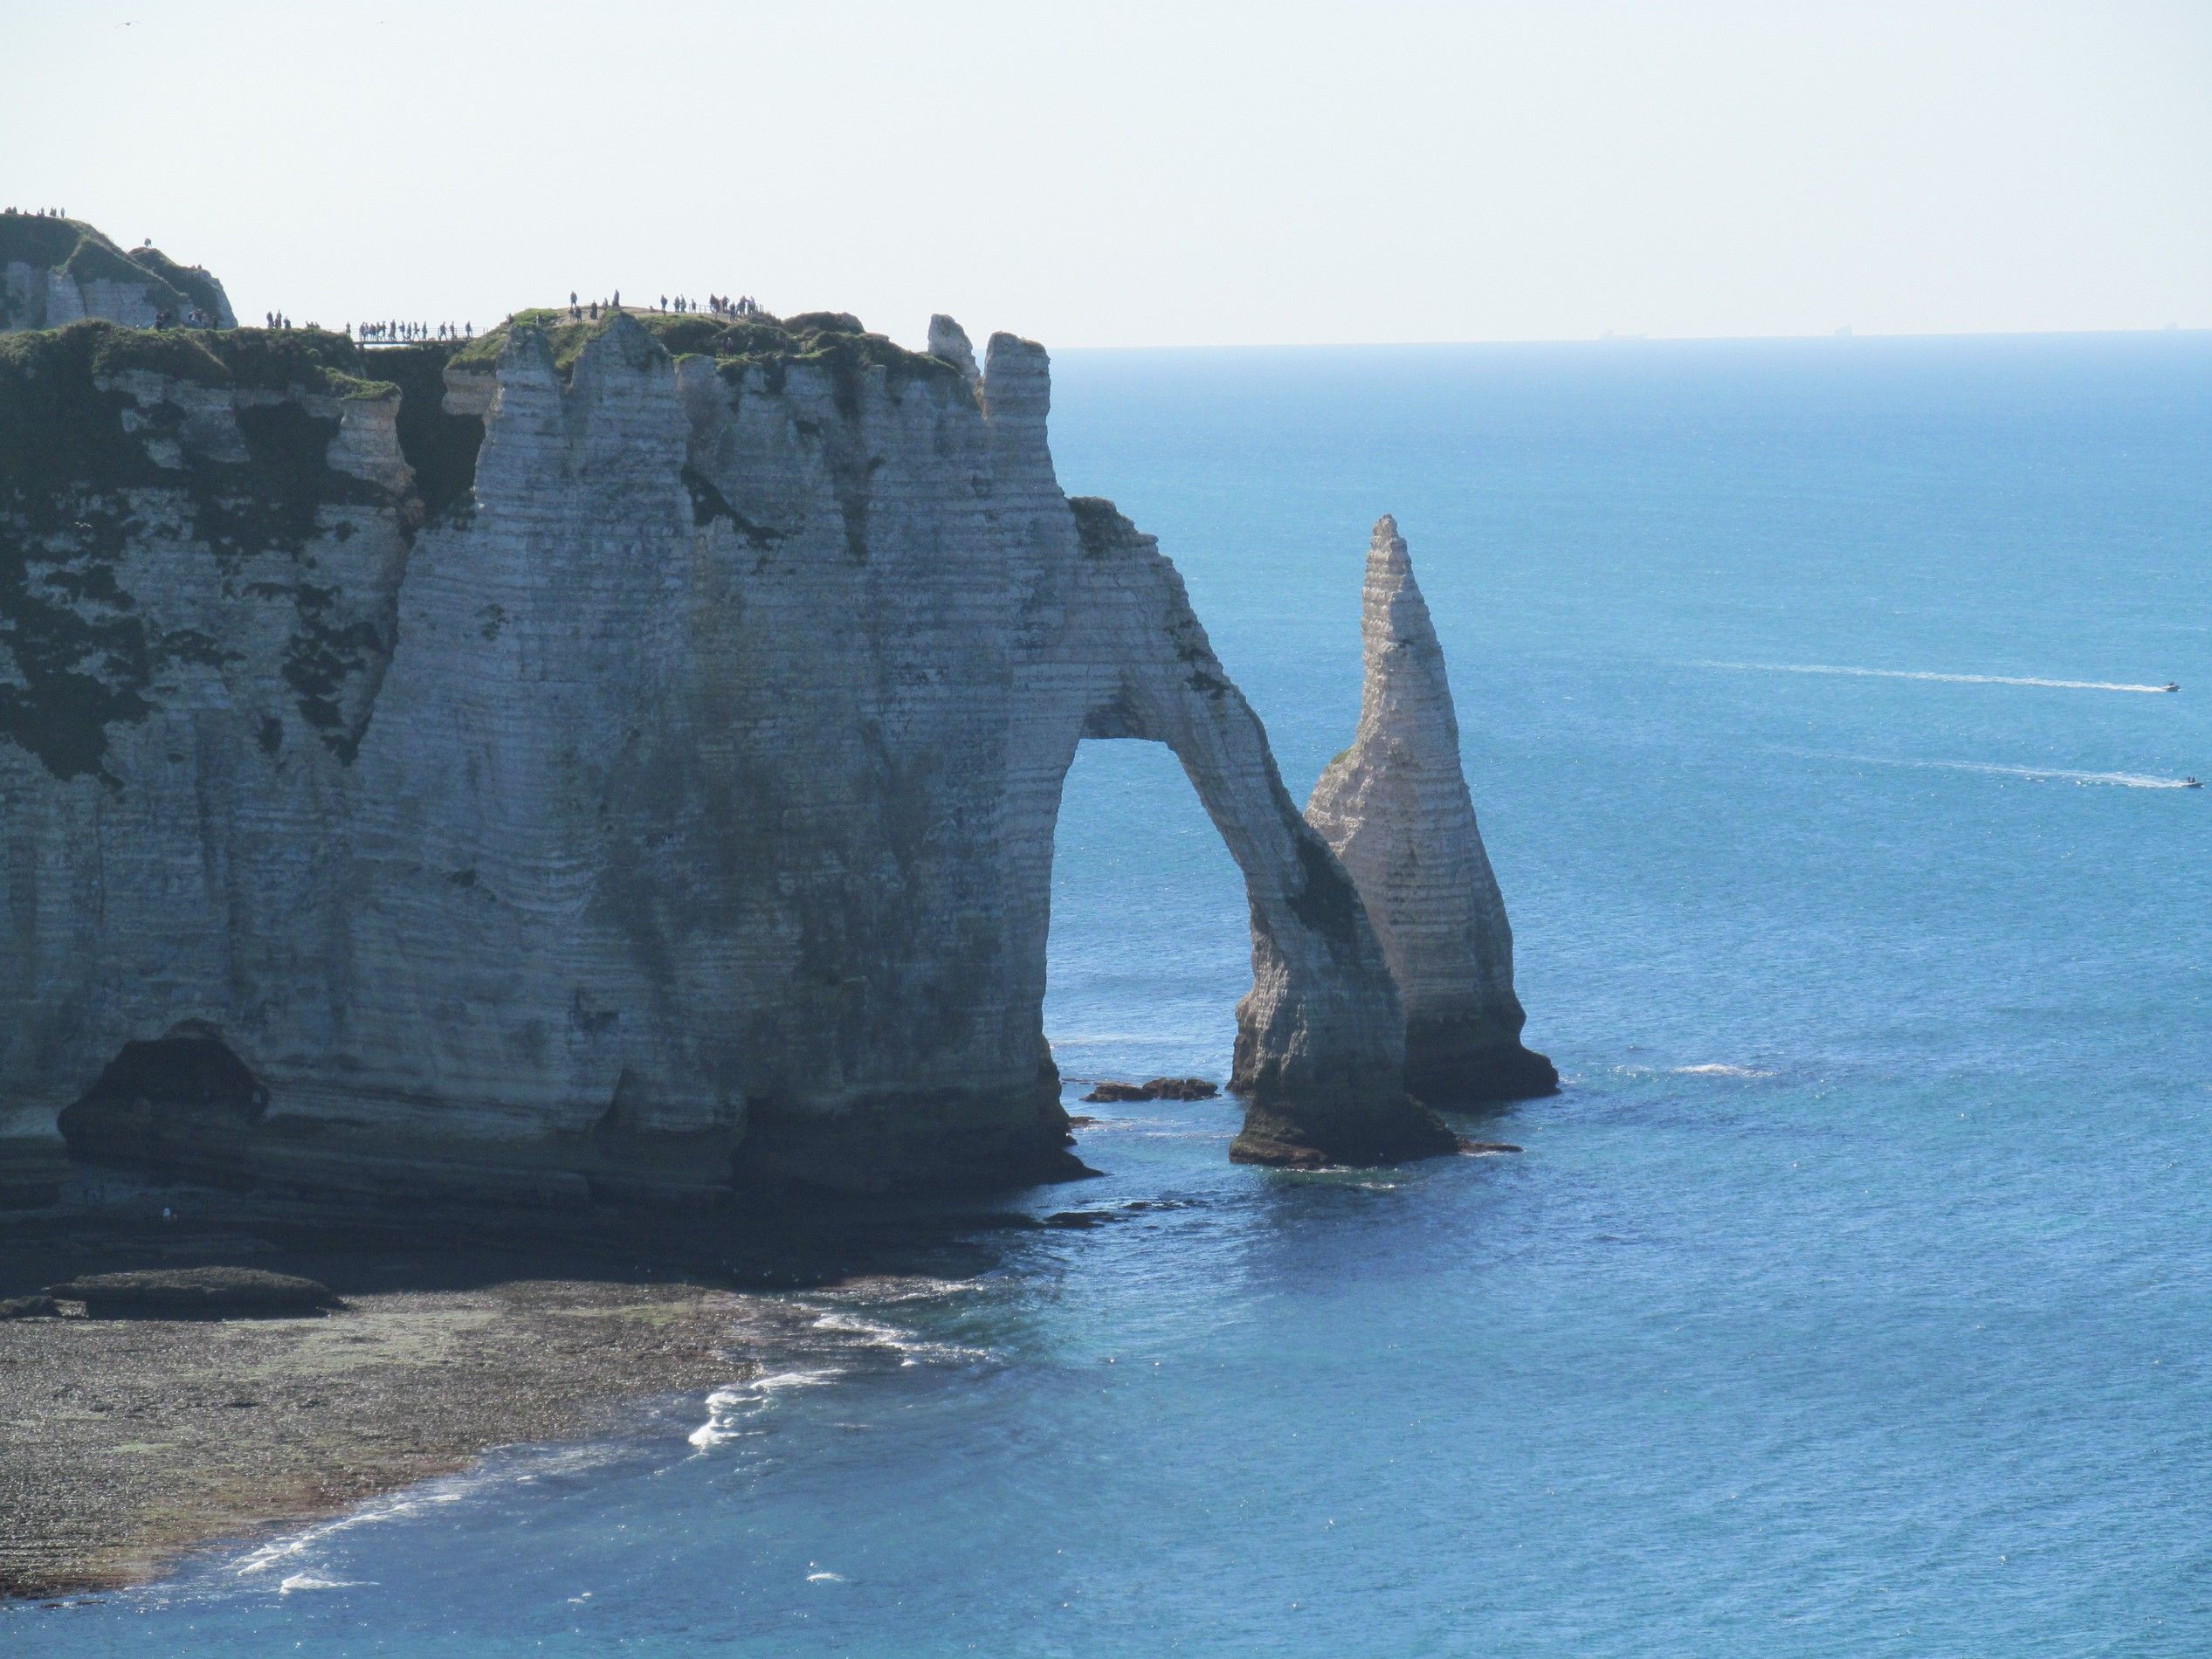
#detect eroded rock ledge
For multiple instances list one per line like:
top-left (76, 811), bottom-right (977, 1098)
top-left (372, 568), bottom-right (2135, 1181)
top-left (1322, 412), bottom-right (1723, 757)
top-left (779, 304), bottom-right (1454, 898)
top-left (1, 290), bottom-right (1541, 1205)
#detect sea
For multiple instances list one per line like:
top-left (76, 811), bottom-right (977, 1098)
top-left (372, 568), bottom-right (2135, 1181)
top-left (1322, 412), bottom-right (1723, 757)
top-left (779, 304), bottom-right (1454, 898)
top-left (18, 331), bottom-right (2212, 1655)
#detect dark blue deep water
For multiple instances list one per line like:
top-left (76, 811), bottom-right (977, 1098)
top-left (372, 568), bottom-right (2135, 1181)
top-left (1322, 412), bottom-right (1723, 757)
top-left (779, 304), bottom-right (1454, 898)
top-left (20, 334), bottom-right (2212, 1655)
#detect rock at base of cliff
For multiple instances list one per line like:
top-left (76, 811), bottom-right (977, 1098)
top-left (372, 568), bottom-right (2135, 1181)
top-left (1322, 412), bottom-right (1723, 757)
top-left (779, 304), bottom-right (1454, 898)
top-left (736, 1088), bottom-right (1099, 1198)
top-left (1143, 1077), bottom-right (1220, 1100)
top-left (45, 1268), bottom-right (344, 1318)
top-left (1080, 1077), bottom-right (1221, 1104)
top-left (1405, 1038), bottom-right (1561, 1108)
top-left (1227, 1097), bottom-right (1460, 1169)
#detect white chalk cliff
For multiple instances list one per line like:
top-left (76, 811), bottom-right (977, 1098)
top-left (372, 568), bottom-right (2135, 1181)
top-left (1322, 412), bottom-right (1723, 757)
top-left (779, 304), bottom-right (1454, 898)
top-left (0, 296), bottom-right (1492, 1207)
top-left (1306, 517), bottom-right (1556, 1105)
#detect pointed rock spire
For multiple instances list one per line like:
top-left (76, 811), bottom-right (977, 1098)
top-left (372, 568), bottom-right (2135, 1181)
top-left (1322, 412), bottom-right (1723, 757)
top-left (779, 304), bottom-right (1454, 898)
top-left (927, 313), bottom-right (981, 389)
top-left (1305, 516), bottom-right (1556, 1105)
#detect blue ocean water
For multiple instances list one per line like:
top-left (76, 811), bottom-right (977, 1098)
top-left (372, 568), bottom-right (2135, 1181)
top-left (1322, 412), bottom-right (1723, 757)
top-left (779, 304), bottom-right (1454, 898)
top-left (19, 334), bottom-right (2212, 1656)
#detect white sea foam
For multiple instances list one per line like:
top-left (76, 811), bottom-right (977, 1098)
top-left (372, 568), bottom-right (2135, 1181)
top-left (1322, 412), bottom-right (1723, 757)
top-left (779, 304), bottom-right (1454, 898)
top-left (686, 1367), bottom-right (842, 1448)
top-left (277, 1573), bottom-right (368, 1594)
top-left (1788, 750), bottom-right (2201, 789)
top-left (1672, 1064), bottom-right (1777, 1078)
top-left (819, 1275), bottom-right (978, 1306)
top-left (233, 1486), bottom-right (468, 1577)
top-left (806, 1571), bottom-right (845, 1583)
top-left (807, 1308), bottom-right (990, 1367)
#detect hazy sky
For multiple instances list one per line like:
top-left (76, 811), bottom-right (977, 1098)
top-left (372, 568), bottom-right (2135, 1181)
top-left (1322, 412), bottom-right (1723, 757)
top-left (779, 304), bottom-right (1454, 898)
top-left (10, 1), bottom-right (2209, 348)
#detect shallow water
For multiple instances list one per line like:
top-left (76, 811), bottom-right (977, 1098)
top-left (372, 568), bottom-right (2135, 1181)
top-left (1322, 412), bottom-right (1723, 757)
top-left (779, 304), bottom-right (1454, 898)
top-left (20, 333), bottom-right (2212, 1655)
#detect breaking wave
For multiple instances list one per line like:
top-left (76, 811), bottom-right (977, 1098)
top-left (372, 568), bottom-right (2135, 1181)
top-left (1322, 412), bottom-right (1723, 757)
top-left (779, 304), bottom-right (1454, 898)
top-left (690, 1280), bottom-right (992, 1449)
top-left (229, 1442), bottom-right (629, 1587)
top-left (687, 1368), bottom-right (843, 1448)
top-left (277, 1573), bottom-right (369, 1594)
top-left (807, 1308), bottom-right (992, 1367)
top-left (231, 1484), bottom-right (472, 1581)
top-left (1696, 660), bottom-right (2178, 695)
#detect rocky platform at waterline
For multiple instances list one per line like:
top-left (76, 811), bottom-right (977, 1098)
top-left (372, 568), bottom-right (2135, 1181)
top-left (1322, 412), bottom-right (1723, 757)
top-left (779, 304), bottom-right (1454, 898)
top-left (0, 1179), bottom-right (939, 1601)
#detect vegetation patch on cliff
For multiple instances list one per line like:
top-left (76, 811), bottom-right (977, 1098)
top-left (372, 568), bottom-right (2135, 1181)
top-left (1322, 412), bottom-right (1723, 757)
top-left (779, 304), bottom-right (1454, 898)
top-left (0, 323), bottom-right (406, 781)
top-left (1069, 496), bottom-right (1144, 559)
top-left (0, 217), bottom-right (231, 328)
top-left (453, 306), bottom-right (972, 414)
top-left (0, 326), bottom-right (168, 778)
top-left (679, 464), bottom-right (786, 548)
top-left (122, 245), bottom-right (231, 322)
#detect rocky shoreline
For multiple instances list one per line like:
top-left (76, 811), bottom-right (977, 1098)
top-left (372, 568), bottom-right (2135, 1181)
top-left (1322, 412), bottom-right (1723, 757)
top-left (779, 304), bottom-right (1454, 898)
top-left (0, 1176), bottom-right (993, 1603)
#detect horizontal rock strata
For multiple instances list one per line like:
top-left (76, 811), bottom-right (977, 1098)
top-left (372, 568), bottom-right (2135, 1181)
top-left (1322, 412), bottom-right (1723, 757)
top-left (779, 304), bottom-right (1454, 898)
top-left (1, 298), bottom-right (1454, 1204)
top-left (1306, 517), bottom-right (1556, 1105)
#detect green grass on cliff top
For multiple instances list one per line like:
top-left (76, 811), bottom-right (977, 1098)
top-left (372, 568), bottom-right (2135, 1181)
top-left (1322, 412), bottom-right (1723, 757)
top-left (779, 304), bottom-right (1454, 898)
top-left (0, 320), bottom-right (396, 400)
top-left (450, 306), bottom-right (968, 404)
top-left (0, 215), bottom-right (227, 321)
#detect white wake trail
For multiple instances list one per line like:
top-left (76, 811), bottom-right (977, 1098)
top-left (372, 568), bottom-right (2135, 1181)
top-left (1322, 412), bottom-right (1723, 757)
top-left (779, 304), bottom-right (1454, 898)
top-left (1789, 750), bottom-right (2200, 789)
top-left (1697, 661), bottom-right (2177, 695)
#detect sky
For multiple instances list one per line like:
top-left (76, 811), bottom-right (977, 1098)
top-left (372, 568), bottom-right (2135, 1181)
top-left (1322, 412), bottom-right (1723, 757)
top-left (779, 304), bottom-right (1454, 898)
top-left (7, 0), bottom-right (2209, 349)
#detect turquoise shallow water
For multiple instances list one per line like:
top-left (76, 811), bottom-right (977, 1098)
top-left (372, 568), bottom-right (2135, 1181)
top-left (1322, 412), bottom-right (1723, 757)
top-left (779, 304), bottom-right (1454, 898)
top-left (18, 334), bottom-right (2212, 1656)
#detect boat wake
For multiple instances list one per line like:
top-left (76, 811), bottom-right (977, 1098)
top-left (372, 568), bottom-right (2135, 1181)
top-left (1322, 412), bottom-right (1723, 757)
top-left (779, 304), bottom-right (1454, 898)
top-left (1696, 660), bottom-right (2178, 694)
top-left (1789, 750), bottom-right (2202, 789)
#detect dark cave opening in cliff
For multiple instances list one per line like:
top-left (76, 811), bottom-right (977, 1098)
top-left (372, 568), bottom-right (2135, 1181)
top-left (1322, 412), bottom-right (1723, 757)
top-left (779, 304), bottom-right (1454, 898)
top-left (55, 1030), bottom-right (271, 1165)
top-left (1044, 739), bottom-right (1251, 1095)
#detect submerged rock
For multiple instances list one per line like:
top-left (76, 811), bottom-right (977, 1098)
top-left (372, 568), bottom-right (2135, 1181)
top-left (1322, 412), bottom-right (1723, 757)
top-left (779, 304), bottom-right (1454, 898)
top-left (1306, 517), bottom-right (1558, 1106)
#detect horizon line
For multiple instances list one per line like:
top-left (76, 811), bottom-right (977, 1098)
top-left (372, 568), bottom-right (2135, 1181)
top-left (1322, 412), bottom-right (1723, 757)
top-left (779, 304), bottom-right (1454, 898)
top-left (1045, 323), bottom-right (2212, 353)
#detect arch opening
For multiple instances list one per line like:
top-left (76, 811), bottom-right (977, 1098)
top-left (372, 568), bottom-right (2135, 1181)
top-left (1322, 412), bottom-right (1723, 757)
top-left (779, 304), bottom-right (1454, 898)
top-left (1042, 737), bottom-right (1250, 1100)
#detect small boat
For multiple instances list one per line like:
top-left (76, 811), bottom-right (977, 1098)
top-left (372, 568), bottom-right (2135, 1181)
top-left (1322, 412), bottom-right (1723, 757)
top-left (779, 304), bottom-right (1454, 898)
top-left (2161, 682), bottom-right (2180, 692)
top-left (2185, 776), bottom-right (2203, 789)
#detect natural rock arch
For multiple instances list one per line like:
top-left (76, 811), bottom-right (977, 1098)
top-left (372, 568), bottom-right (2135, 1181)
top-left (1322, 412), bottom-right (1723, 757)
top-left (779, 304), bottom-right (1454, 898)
top-left (1025, 498), bottom-right (1454, 1165)
top-left (3, 300), bottom-right (1470, 1206)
